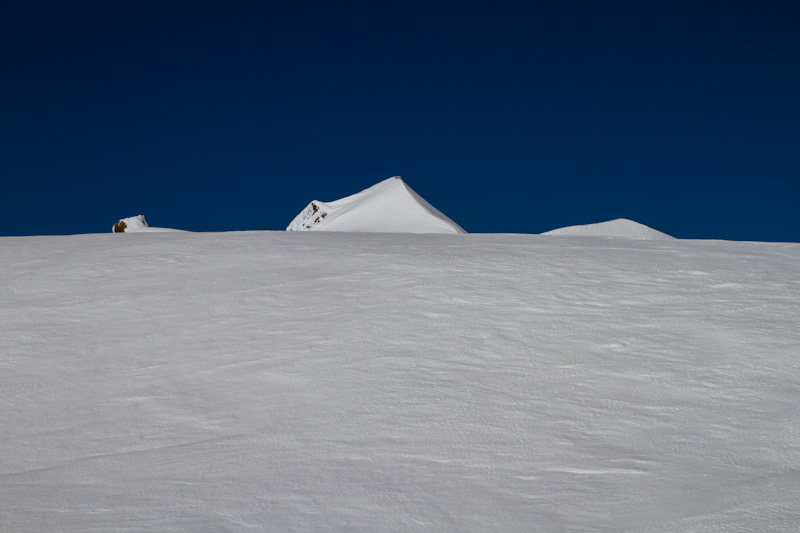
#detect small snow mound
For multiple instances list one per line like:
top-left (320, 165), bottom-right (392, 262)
top-left (113, 215), bottom-right (149, 233)
top-left (287, 176), bottom-right (465, 234)
top-left (112, 215), bottom-right (183, 233)
top-left (542, 218), bottom-right (674, 240)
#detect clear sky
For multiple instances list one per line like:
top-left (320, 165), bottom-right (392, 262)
top-left (2, 1), bottom-right (798, 241)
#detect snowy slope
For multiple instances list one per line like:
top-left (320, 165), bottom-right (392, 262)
top-left (543, 218), bottom-right (674, 239)
top-left (112, 214), bottom-right (184, 233)
top-left (287, 177), bottom-right (466, 233)
top-left (2, 231), bottom-right (799, 532)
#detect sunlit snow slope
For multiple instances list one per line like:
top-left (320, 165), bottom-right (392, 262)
top-left (287, 177), bottom-right (465, 233)
top-left (543, 218), bottom-right (674, 239)
top-left (2, 231), bottom-right (799, 532)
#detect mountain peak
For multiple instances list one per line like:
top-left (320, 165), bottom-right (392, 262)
top-left (287, 177), bottom-right (466, 234)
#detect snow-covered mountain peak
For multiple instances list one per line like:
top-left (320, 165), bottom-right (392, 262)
top-left (287, 177), bottom-right (466, 234)
top-left (542, 218), bottom-right (674, 240)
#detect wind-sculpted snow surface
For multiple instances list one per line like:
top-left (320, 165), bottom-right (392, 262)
top-left (1, 231), bottom-right (799, 532)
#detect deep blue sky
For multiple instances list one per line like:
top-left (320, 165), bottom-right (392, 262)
top-left (2, 1), bottom-right (798, 241)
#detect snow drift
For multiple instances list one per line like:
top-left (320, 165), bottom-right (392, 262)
top-left (2, 231), bottom-right (799, 532)
top-left (287, 176), bottom-right (466, 233)
top-left (542, 218), bottom-right (674, 239)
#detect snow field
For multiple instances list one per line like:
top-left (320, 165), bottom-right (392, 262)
top-left (1, 231), bottom-right (799, 531)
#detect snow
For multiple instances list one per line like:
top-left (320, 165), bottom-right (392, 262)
top-left (112, 214), bottom-right (184, 233)
top-left (542, 218), bottom-right (675, 240)
top-left (287, 176), bottom-right (466, 233)
top-left (2, 230), bottom-right (799, 532)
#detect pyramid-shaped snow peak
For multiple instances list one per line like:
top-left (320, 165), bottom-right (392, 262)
top-left (286, 177), bottom-right (466, 234)
top-left (541, 218), bottom-right (674, 240)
